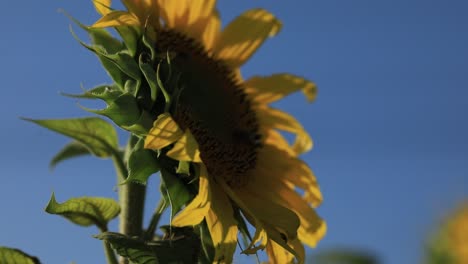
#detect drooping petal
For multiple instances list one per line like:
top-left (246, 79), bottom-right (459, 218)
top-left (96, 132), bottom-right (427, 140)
top-left (257, 106), bottom-right (313, 155)
top-left (166, 130), bottom-right (202, 162)
top-left (206, 179), bottom-right (238, 263)
top-left (248, 152), bottom-right (326, 248)
top-left (144, 113), bottom-right (183, 150)
top-left (172, 165), bottom-right (210, 226)
top-left (266, 240), bottom-right (295, 264)
top-left (245, 74), bottom-right (317, 104)
top-left (218, 180), bottom-right (269, 253)
top-left (258, 144), bottom-right (322, 207)
top-left (214, 9), bottom-right (282, 68)
top-left (235, 188), bottom-right (301, 243)
top-left (93, 0), bottom-right (112, 15)
top-left (92, 11), bottom-right (140, 28)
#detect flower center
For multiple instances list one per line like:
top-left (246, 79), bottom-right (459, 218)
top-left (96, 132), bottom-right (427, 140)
top-left (155, 29), bottom-right (261, 188)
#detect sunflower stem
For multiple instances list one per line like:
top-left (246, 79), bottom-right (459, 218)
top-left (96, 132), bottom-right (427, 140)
top-left (103, 241), bottom-right (118, 264)
top-left (112, 136), bottom-right (147, 264)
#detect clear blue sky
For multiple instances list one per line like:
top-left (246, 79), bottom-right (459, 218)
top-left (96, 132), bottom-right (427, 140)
top-left (1, 0), bottom-right (467, 263)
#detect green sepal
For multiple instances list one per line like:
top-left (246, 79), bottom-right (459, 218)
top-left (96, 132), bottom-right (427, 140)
top-left (122, 139), bottom-right (160, 185)
top-left (95, 228), bottom-right (200, 264)
top-left (62, 84), bottom-right (123, 104)
top-left (198, 221), bottom-right (215, 264)
top-left (120, 110), bottom-right (153, 136)
top-left (0, 247), bottom-right (41, 264)
top-left (50, 141), bottom-right (91, 170)
top-left (64, 14), bottom-right (129, 89)
top-left (24, 117), bottom-right (118, 158)
top-left (176, 161), bottom-right (190, 175)
top-left (139, 55), bottom-right (159, 104)
top-left (160, 168), bottom-right (194, 217)
top-left (45, 193), bottom-right (120, 232)
top-left (83, 93), bottom-right (141, 127)
top-left (124, 78), bottom-right (139, 96)
top-left (70, 26), bottom-right (141, 83)
top-left (115, 26), bottom-right (141, 57)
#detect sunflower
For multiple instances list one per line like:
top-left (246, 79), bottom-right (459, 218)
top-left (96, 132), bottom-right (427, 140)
top-left (429, 202), bottom-right (468, 263)
top-left (92, 0), bottom-right (326, 262)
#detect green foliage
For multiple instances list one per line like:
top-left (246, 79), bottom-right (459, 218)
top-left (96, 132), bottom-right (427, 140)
top-left (0, 247), bottom-right (41, 264)
top-left (124, 139), bottom-right (160, 185)
top-left (24, 117), bottom-right (118, 158)
top-left (45, 193), bottom-right (120, 231)
top-left (95, 228), bottom-right (200, 264)
top-left (50, 141), bottom-right (92, 169)
top-left (160, 168), bottom-right (194, 218)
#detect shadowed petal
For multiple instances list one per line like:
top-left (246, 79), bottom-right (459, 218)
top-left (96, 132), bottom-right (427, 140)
top-left (144, 113), bottom-right (183, 150)
top-left (214, 9), bottom-right (282, 68)
top-left (167, 130), bottom-right (202, 162)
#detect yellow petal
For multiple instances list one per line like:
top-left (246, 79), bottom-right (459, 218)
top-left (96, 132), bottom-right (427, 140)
top-left (215, 9), bottom-right (282, 68)
top-left (236, 188), bottom-right (301, 243)
top-left (248, 152), bottom-right (326, 248)
top-left (92, 11), bottom-right (140, 28)
top-left (201, 10), bottom-right (221, 51)
top-left (166, 130), bottom-right (202, 162)
top-left (144, 113), bottom-right (183, 150)
top-left (262, 128), bottom-right (295, 156)
top-left (218, 180), bottom-right (268, 253)
top-left (122, 0), bottom-right (160, 28)
top-left (158, 0), bottom-right (216, 42)
top-left (258, 144), bottom-right (322, 207)
top-left (206, 178), bottom-right (238, 263)
top-left (93, 0), bottom-right (112, 15)
top-left (266, 240), bottom-right (295, 264)
top-left (245, 74), bottom-right (317, 104)
top-left (172, 165), bottom-right (210, 226)
top-left (278, 186), bottom-right (326, 248)
top-left (257, 106), bottom-right (312, 155)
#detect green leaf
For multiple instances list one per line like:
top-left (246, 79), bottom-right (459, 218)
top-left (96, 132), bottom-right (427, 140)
top-left (24, 117), bottom-right (118, 158)
top-left (0, 247), bottom-right (41, 264)
top-left (95, 229), bottom-right (200, 264)
top-left (45, 193), bottom-right (120, 231)
top-left (50, 141), bottom-right (91, 170)
top-left (160, 168), bottom-right (194, 217)
top-left (123, 139), bottom-right (160, 185)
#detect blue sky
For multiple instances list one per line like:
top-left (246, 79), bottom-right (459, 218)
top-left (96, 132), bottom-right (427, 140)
top-left (1, 0), bottom-right (467, 263)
